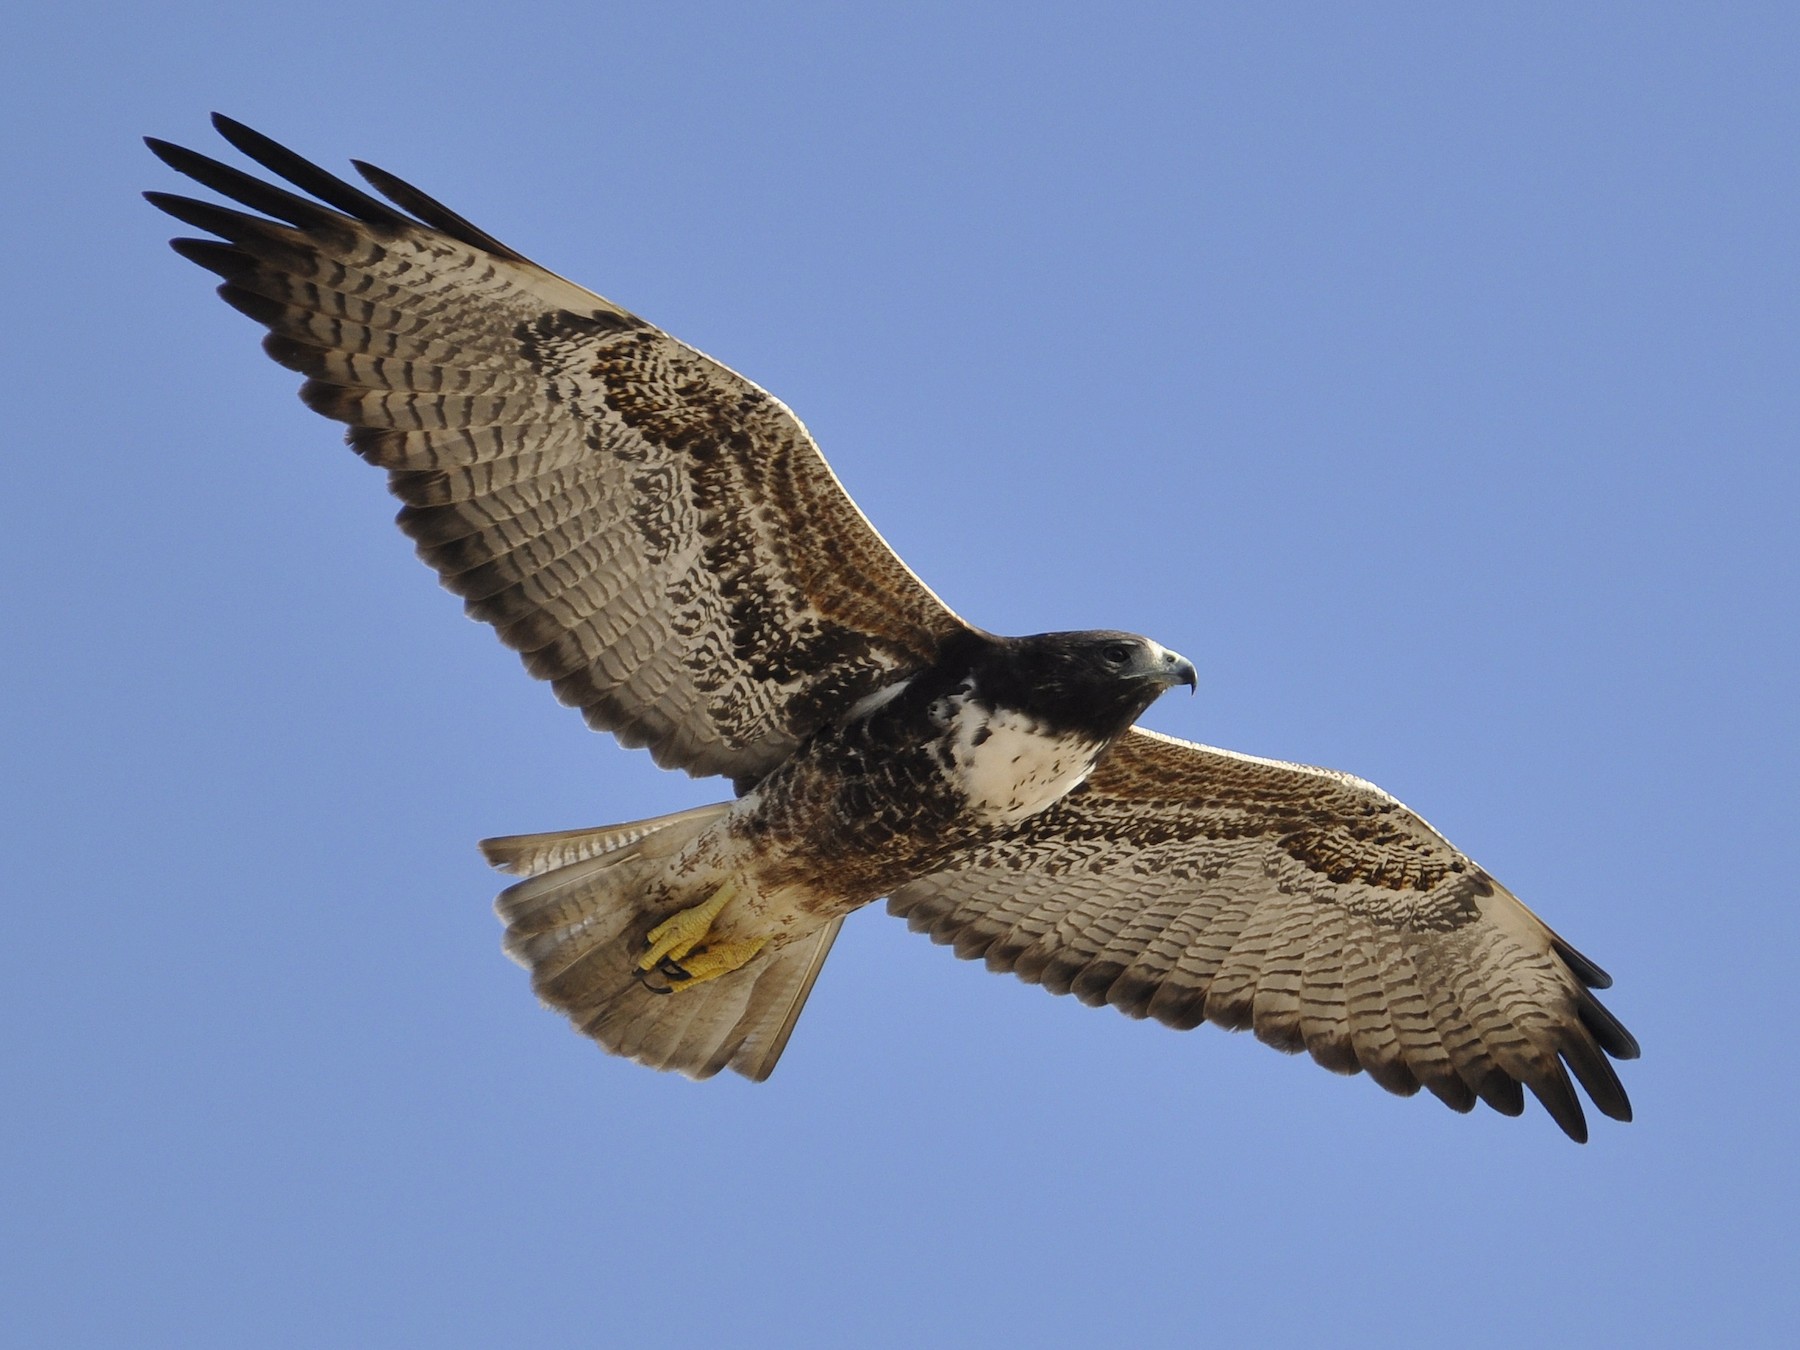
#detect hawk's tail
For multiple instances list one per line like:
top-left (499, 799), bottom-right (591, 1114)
top-left (481, 804), bottom-right (841, 1082)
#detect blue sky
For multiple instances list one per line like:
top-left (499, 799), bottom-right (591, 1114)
top-left (5, 3), bottom-right (1796, 1346)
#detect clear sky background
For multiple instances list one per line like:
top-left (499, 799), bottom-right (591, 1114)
top-left (5, 3), bottom-right (1796, 1346)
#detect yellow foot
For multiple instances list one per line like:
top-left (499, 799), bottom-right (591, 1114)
top-left (665, 936), bottom-right (769, 991)
top-left (637, 881), bottom-right (740, 972)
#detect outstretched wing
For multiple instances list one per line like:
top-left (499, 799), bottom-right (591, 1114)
top-left (888, 728), bottom-right (1638, 1140)
top-left (147, 115), bottom-right (968, 786)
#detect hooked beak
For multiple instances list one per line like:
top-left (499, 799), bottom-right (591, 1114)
top-left (1140, 644), bottom-right (1198, 695)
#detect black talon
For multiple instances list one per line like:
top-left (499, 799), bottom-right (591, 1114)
top-left (633, 967), bottom-right (675, 994)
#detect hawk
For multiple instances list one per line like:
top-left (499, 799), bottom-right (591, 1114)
top-left (147, 115), bottom-right (1637, 1140)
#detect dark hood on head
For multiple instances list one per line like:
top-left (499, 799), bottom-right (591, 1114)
top-left (957, 629), bottom-right (1195, 740)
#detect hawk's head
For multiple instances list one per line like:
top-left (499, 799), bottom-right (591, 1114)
top-left (978, 630), bottom-right (1196, 741)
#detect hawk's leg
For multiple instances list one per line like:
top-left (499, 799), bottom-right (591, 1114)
top-left (638, 880), bottom-right (742, 972)
top-left (637, 879), bottom-right (768, 989)
top-left (661, 935), bottom-right (769, 991)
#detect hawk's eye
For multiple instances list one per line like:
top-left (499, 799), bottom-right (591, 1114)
top-left (1102, 643), bottom-right (1133, 666)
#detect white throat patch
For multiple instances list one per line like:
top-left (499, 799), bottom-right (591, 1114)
top-left (943, 695), bottom-right (1103, 826)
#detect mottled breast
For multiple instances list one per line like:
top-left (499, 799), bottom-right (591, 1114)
top-left (940, 690), bottom-right (1104, 827)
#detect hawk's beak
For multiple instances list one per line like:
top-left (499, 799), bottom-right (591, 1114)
top-left (1169, 651), bottom-right (1198, 695)
top-left (1141, 646), bottom-right (1198, 695)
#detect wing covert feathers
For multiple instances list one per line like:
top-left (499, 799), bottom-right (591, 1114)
top-left (148, 116), bottom-right (967, 786)
top-left (890, 728), bottom-right (1636, 1141)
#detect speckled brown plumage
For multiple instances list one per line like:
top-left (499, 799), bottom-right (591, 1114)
top-left (148, 117), bottom-right (1637, 1139)
top-left (148, 118), bottom-right (963, 790)
top-left (890, 729), bottom-right (1637, 1140)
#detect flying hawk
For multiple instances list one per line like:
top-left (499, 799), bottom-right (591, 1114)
top-left (147, 115), bottom-right (1638, 1140)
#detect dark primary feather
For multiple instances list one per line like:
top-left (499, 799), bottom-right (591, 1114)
top-left (147, 116), bottom-right (969, 786)
top-left (210, 113), bottom-right (417, 230)
top-left (348, 156), bottom-right (528, 261)
top-left (891, 728), bottom-right (1637, 1142)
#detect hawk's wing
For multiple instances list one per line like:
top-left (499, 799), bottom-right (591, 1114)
top-left (888, 727), bottom-right (1638, 1140)
top-left (147, 116), bottom-right (967, 786)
